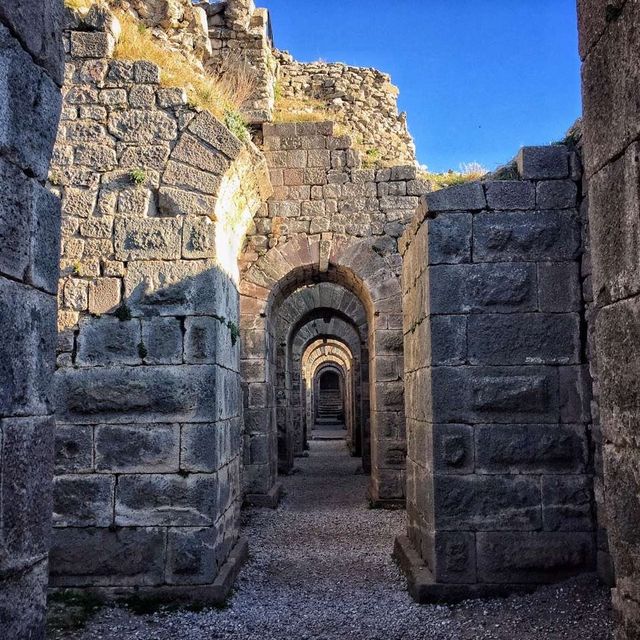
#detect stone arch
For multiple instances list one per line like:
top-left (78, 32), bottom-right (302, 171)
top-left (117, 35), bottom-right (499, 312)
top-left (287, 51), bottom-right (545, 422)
top-left (240, 233), bottom-right (405, 507)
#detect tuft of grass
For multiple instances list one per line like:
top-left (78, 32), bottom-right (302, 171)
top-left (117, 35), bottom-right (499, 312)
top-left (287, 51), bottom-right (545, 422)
top-left (114, 11), bottom-right (255, 121)
top-left (363, 147), bottom-right (382, 169)
top-left (137, 341), bottom-right (148, 360)
top-left (129, 168), bottom-right (146, 185)
top-left (273, 95), bottom-right (334, 124)
top-left (224, 109), bottom-right (250, 143)
top-left (418, 162), bottom-right (488, 191)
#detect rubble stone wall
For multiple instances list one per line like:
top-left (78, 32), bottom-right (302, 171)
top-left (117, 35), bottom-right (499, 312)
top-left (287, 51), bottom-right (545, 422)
top-left (0, 1), bottom-right (64, 638)
top-left (579, 1), bottom-right (640, 636)
top-left (49, 10), bottom-right (271, 598)
top-left (396, 145), bottom-right (596, 599)
top-left (276, 53), bottom-right (416, 167)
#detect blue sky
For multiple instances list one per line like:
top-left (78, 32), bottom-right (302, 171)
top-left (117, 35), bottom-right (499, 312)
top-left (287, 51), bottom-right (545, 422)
top-left (260, 1), bottom-right (582, 173)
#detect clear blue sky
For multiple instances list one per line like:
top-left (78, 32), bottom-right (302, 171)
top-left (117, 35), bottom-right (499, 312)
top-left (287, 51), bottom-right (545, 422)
top-left (260, 0), bottom-right (582, 173)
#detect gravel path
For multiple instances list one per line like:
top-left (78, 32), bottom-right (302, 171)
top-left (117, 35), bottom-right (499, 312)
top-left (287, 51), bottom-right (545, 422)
top-left (56, 440), bottom-right (613, 640)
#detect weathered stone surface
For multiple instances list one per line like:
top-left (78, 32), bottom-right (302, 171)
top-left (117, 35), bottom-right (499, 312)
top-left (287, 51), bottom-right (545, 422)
top-left (53, 475), bottom-right (114, 527)
top-left (433, 424), bottom-right (474, 474)
top-left (76, 317), bottom-right (140, 366)
top-left (163, 160), bottom-right (221, 195)
top-left (188, 111), bottom-right (243, 159)
top-left (171, 133), bottom-right (230, 174)
top-left (0, 280), bottom-right (56, 417)
top-left (114, 218), bottom-right (182, 260)
top-left (429, 263), bottom-right (537, 315)
top-left (182, 217), bottom-right (216, 259)
top-left (517, 146), bottom-right (569, 180)
top-left (70, 31), bottom-right (115, 58)
top-left (108, 109), bottom-right (177, 143)
top-left (0, 417), bottom-right (54, 559)
top-left (88, 277), bottom-right (121, 315)
top-left (166, 527), bottom-right (218, 585)
top-left (432, 366), bottom-right (559, 424)
top-left (538, 262), bottom-right (581, 312)
top-left (473, 210), bottom-right (581, 263)
top-left (426, 212), bottom-right (472, 264)
top-left (141, 317), bottom-right (183, 364)
top-left (467, 313), bottom-right (581, 365)
top-left (54, 424), bottom-right (93, 474)
top-left (159, 186), bottom-right (217, 217)
top-left (181, 422), bottom-right (231, 473)
top-left (433, 531), bottom-right (477, 583)
top-left (115, 474), bottom-right (219, 526)
top-left (435, 475), bottom-right (542, 531)
top-left (476, 532), bottom-right (594, 583)
top-left (423, 183), bottom-right (486, 213)
top-left (0, 25), bottom-right (62, 180)
top-left (95, 424), bottom-right (180, 472)
top-left (536, 179), bottom-right (577, 209)
top-left (430, 315), bottom-right (467, 366)
top-left (542, 475), bottom-right (594, 531)
top-left (485, 181), bottom-right (536, 210)
top-left (49, 527), bottom-right (166, 586)
top-left (475, 424), bottom-right (588, 474)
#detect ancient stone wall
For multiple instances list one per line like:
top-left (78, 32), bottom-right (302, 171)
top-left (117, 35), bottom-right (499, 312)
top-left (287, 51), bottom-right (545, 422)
top-left (276, 53), bottom-right (416, 167)
top-left (396, 145), bottom-right (595, 599)
top-left (0, 1), bottom-right (64, 638)
top-left (49, 8), bottom-right (270, 600)
top-left (239, 121), bottom-right (428, 507)
top-left (201, 0), bottom-right (278, 123)
top-left (579, 1), bottom-right (640, 636)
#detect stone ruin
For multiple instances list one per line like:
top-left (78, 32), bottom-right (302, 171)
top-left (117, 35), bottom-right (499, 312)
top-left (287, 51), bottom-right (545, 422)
top-left (1, 0), bottom-right (640, 638)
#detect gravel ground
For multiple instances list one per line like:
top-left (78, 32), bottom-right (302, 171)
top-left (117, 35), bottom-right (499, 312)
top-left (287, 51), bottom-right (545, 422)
top-left (56, 440), bottom-right (613, 640)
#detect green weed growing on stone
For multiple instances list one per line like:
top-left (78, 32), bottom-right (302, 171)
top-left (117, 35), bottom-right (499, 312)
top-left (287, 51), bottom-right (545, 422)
top-left (224, 109), bottom-right (250, 143)
top-left (129, 168), bottom-right (146, 185)
top-left (115, 303), bottom-right (132, 321)
top-left (137, 341), bottom-right (148, 360)
top-left (227, 320), bottom-right (240, 346)
top-left (71, 261), bottom-right (83, 277)
top-left (363, 147), bottom-right (382, 169)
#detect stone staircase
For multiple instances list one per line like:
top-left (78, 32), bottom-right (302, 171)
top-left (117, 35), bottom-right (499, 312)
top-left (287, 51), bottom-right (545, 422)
top-left (315, 390), bottom-right (344, 430)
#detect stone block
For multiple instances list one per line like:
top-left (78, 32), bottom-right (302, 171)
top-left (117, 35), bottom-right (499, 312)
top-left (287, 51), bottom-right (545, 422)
top-left (536, 180), bottom-right (578, 209)
top-left (431, 315), bottom-right (467, 365)
top-left (76, 317), bottom-right (140, 366)
top-left (467, 313), bottom-right (581, 365)
top-left (114, 218), bottom-right (182, 261)
top-left (159, 187), bottom-right (217, 217)
top-left (473, 210), bottom-right (581, 263)
top-left (95, 424), bottom-right (180, 472)
top-left (166, 527), bottom-right (218, 585)
top-left (119, 144), bottom-right (171, 171)
top-left (188, 111), bottom-right (243, 160)
top-left (435, 475), bottom-right (541, 531)
top-left (63, 278), bottom-right (88, 310)
top-left (182, 217), bottom-right (216, 259)
top-left (426, 212), bottom-right (472, 264)
top-left (429, 263), bottom-right (538, 315)
top-left (0, 560), bottom-right (48, 640)
top-left (484, 180), bottom-right (536, 210)
top-left (70, 31), bottom-right (114, 58)
top-left (476, 531), bottom-right (594, 583)
top-left (475, 424), bottom-right (588, 474)
top-left (538, 262), bottom-right (581, 312)
top-left (0, 281), bottom-right (56, 417)
top-left (517, 146), bottom-right (569, 180)
top-left (0, 25), bottom-right (62, 180)
top-left (559, 365), bottom-right (592, 424)
top-left (141, 317), bottom-right (183, 364)
top-left (108, 109), bottom-right (177, 144)
top-left (124, 259), bottom-right (228, 316)
top-left (157, 87), bottom-right (187, 107)
top-left (134, 61), bottom-right (160, 84)
top-left (423, 183), bottom-right (486, 213)
top-left (54, 424), bottom-right (93, 474)
top-left (57, 364), bottom-right (222, 424)
top-left (434, 531), bottom-right (476, 583)
top-left (52, 475), bottom-right (114, 527)
top-left (115, 474), bottom-right (220, 526)
top-left (433, 424), bottom-right (474, 474)
top-left (88, 277), bottom-right (121, 315)
top-left (129, 85), bottom-right (156, 109)
top-left (181, 423), bottom-right (226, 472)
top-left (171, 133), bottom-right (229, 175)
top-left (49, 527), bottom-right (166, 586)
top-left (431, 366), bottom-right (560, 424)
top-left (542, 475), bottom-right (594, 531)
top-left (163, 160), bottom-right (221, 196)
top-left (0, 416), bottom-right (54, 560)
top-left (588, 143), bottom-right (640, 305)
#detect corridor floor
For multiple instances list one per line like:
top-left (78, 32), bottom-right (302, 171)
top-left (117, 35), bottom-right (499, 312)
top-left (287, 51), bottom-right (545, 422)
top-left (56, 441), bottom-right (613, 640)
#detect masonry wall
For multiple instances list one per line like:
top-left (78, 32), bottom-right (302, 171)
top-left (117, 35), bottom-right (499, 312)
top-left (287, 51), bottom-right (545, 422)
top-left (277, 52), bottom-right (416, 167)
top-left (397, 145), bottom-right (595, 599)
top-left (0, 1), bottom-right (64, 637)
top-left (49, 8), bottom-right (270, 599)
top-left (579, 1), bottom-right (640, 636)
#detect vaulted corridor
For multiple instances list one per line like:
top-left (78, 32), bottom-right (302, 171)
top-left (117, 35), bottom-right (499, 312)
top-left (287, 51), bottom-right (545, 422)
top-left (57, 441), bottom-right (612, 640)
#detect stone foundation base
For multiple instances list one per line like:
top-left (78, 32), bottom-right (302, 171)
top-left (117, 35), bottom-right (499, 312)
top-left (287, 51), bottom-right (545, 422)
top-left (244, 482), bottom-right (283, 509)
top-left (49, 536), bottom-right (249, 607)
top-left (393, 535), bottom-right (536, 603)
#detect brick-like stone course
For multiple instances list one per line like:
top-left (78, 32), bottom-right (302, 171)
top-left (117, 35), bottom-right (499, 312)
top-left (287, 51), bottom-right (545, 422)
top-left (398, 144), bottom-right (595, 598)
